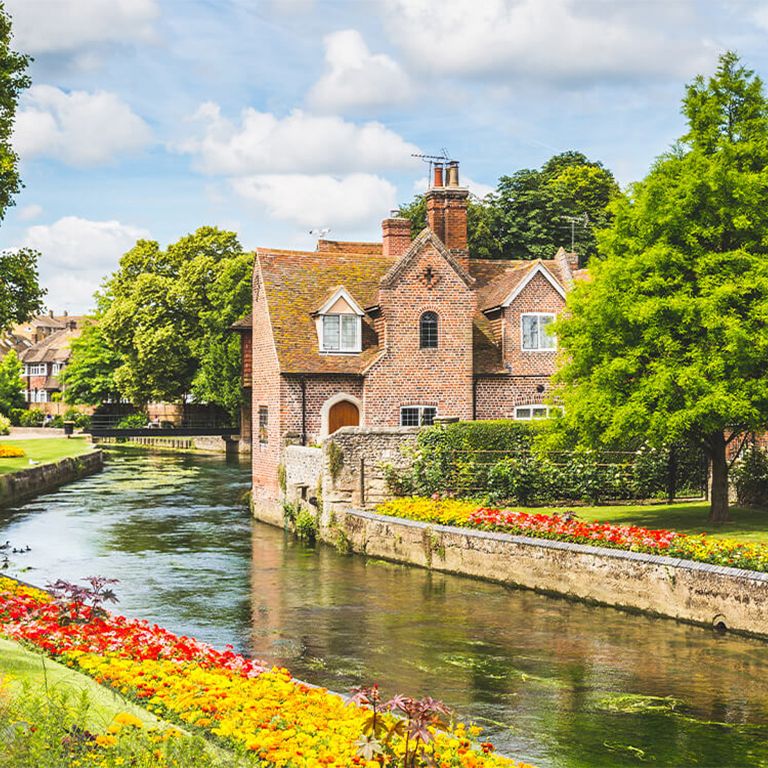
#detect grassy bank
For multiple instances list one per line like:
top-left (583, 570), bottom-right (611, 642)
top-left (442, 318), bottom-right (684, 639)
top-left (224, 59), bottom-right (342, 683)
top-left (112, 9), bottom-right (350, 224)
top-left (0, 437), bottom-right (95, 475)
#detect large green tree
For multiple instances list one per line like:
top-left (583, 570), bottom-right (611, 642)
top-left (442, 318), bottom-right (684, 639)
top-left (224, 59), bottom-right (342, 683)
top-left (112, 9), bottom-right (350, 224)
top-left (0, 248), bottom-right (46, 329)
top-left (397, 152), bottom-right (619, 262)
top-left (66, 227), bottom-right (252, 416)
top-left (0, 1), bottom-right (30, 222)
top-left (553, 52), bottom-right (768, 524)
top-left (0, 348), bottom-right (23, 414)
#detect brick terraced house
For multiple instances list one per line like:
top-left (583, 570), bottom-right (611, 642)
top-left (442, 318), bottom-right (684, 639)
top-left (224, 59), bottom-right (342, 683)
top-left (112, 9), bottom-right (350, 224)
top-left (241, 161), bottom-right (583, 498)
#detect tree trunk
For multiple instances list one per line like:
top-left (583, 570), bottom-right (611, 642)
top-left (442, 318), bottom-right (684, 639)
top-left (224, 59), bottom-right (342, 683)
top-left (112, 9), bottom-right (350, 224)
top-left (707, 431), bottom-right (729, 524)
top-left (665, 444), bottom-right (678, 504)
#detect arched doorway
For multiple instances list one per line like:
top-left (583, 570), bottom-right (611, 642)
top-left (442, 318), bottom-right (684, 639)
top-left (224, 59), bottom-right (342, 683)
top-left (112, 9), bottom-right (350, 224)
top-left (328, 400), bottom-right (359, 434)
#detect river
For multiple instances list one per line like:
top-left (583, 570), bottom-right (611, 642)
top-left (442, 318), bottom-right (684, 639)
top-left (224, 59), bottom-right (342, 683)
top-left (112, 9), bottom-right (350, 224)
top-left (0, 448), bottom-right (766, 768)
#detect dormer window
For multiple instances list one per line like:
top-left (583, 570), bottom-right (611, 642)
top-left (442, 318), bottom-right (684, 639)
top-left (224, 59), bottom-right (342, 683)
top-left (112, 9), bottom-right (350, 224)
top-left (315, 286), bottom-right (364, 354)
top-left (323, 315), bottom-right (359, 352)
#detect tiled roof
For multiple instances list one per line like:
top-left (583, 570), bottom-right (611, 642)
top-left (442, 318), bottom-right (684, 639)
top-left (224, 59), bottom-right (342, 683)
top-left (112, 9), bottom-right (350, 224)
top-left (316, 239), bottom-right (382, 255)
top-left (229, 313), bottom-right (253, 331)
top-left (470, 258), bottom-right (568, 311)
top-left (20, 327), bottom-right (82, 364)
top-left (257, 247), bottom-right (396, 374)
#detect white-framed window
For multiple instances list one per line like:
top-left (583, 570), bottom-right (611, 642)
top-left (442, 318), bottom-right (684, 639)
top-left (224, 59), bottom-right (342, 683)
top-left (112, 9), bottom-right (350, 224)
top-left (514, 404), bottom-right (562, 420)
top-left (400, 406), bottom-right (437, 427)
top-left (521, 313), bottom-right (556, 351)
top-left (25, 364), bottom-right (47, 376)
top-left (30, 390), bottom-right (49, 403)
top-left (322, 314), bottom-right (360, 353)
top-left (51, 363), bottom-right (63, 375)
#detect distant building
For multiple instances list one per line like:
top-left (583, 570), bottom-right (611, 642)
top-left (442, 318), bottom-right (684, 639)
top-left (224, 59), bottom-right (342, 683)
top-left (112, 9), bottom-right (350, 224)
top-left (14, 314), bottom-right (86, 405)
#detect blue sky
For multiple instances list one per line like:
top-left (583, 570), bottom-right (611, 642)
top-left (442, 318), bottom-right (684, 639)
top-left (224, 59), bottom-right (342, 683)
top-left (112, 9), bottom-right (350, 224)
top-left (4, 0), bottom-right (768, 312)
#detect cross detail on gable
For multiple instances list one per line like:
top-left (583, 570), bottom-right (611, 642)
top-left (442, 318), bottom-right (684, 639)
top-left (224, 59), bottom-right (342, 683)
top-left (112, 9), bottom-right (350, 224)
top-left (420, 265), bottom-right (439, 289)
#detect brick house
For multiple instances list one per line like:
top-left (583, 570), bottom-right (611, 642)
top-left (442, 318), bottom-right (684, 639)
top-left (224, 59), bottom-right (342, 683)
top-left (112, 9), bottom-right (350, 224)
top-left (241, 161), bottom-right (581, 499)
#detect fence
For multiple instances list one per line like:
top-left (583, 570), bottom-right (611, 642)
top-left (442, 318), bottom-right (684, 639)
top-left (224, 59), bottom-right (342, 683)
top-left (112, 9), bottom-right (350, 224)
top-left (394, 444), bottom-right (708, 504)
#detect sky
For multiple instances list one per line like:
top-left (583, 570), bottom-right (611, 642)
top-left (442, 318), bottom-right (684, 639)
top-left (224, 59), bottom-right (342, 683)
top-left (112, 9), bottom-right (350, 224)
top-left (4, 0), bottom-right (768, 313)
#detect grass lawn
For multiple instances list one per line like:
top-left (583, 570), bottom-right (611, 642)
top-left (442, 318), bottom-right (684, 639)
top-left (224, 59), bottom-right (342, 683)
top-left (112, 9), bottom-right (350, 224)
top-left (0, 636), bottom-right (159, 730)
top-left (520, 501), bottom-right (768, 543)
top-left (0, 437), bottom-right (95, 475)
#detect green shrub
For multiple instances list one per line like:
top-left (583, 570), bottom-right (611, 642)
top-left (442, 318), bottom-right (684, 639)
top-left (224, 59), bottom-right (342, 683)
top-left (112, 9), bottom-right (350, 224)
top-left (0, 413), bottom-right (10, 435)
top-left (295, 506), bottom-right (318, 543)
top-left (17, 408), bottom-right (44, 427)
top-left (116, 413), bottom-right (148, 429)
top-left (732, 447), bottom-right (768, 508)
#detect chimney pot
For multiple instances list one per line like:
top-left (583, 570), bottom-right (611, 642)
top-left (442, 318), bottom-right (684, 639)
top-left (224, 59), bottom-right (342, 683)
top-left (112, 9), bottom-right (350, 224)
top-left (433, 163), bottom-right (444, 188)
top-left (446, 161), bottom-right (460, 187)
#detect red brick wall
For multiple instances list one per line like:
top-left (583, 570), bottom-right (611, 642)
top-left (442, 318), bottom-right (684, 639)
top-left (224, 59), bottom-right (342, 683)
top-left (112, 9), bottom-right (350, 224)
top-left (364, 241), bottom-right (475, 425)
top-left (502, 271), bottom-right (565, 375)
top-left (475, 376), bottom-right (553, 419)
top-left (251, 267), bottom-right (283, 498)
top-left (281, 376), bottom-right (363, 444)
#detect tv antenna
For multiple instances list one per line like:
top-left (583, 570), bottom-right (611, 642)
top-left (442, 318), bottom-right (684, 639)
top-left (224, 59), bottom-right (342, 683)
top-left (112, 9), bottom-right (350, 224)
top-left (412, 149), bottom-right (452, 189)
top-left (309, 227), bottom-right (331, 238)
top-left (562, 213), bottom-right (589, 252)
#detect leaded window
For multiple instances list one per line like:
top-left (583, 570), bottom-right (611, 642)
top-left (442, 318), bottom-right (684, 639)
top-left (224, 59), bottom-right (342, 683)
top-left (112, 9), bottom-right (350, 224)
top-left (420, 311), bottom-right (438, 348)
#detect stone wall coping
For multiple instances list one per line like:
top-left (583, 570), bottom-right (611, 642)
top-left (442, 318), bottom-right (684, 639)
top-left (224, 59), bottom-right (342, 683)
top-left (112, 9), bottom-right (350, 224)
top-left (324, 427), bottom-right (420, 440)
top-left (348, 508), bottom-right (768, 585)
top-left (285, 445), bottom-right (322, 455)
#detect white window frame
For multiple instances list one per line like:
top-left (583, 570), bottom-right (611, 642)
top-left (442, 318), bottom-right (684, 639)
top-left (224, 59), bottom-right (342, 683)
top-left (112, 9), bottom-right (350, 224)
top-left (514, 404), bottom-right (563, 420)
top-left (400, 405), bottom-right (437, 427)
top-left (25, 364), bottom-right (47, 376)
top-left (51, 362), bottom-right (63, 375)
top-left (521, 313), bottom-right (557, 352)
top-left (321, 313), bottom-right (360, 353)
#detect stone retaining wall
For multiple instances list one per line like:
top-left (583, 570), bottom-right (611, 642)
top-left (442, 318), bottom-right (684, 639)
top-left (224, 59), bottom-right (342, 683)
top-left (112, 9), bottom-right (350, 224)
top-left (0, 450), bottom-right (104, 507)
top-left (323, 508), bottom-right (768, 639)
top-left (94, 435), bottom-right (248, 454)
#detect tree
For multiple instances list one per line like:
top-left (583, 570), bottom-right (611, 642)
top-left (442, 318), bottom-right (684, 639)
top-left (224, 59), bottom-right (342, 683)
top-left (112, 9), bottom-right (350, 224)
top-left (0, 1), bottom-right (31, 222)
top-left (0, 348), bottom-right (23, 414)
top-left (69, 227), bottom-right (252, 415)
top-left (397, 152), bottom-right (619, 262)
top-left (552, 52), bottom-right (768, 524)
top-left (0, 248), bottom-right (46, 330)
top-left (60, 323), bottom-right (121, 405)
top-left (487, 152), bottom-right (619, 262)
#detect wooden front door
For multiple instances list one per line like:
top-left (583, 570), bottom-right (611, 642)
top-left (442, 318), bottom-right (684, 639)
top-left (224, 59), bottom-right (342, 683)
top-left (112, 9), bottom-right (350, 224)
top-left (328, 400), bottom-right (359, 434)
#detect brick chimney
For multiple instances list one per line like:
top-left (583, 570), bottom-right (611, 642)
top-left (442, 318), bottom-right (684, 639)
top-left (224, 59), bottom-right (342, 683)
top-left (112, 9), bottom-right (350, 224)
top-left (382, 216), bottom-right (412, 260)
top-left (426, 160), bottom-right (469, 271)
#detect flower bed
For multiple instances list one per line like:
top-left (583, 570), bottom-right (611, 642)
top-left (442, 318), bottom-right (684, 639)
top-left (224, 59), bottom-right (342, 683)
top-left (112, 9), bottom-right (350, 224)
top-left (0, 577), bottom-right (529, 768)
top-left (0, 445), bottom-right (25, 458)
top-left (376, 498), bottom-right (768, 572)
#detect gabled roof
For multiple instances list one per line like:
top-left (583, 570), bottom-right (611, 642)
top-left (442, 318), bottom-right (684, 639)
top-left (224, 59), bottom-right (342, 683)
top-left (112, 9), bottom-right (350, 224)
top-left (316, 239), bottom-right (383, 255)
top-left (229, 313), bottom-right (253, 331)
top-left (471, 259), bottom-right (568, 312)
top-left (313, 286), bottom-right (365, 317)
top-left (20, 327), bottom-right (82, 364)
top-left (257, 246), bottom-right (396, 374)
top-left (380, 229), bottom-right (474, 289)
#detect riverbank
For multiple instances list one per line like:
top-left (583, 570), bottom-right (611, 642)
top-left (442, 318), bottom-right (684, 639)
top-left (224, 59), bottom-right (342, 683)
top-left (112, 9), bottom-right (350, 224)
top-left (0, 440), bottom-right (103, 507)
top-left (0, 575), bottom-right (525, 768)
top-left (315, 505), bottom-right (768, 639)
top-left (93, 435), bottom-right (248, 455)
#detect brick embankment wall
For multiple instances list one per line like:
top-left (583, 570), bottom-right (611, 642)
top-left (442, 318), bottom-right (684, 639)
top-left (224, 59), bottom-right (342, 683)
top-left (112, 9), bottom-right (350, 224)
top-left (0, 450), bottom-right (104, 507)
top-left (328, 508), bottom-right (768, 640)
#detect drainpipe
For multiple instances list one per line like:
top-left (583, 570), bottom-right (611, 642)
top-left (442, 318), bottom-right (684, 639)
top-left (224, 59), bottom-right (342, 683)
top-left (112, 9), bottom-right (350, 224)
top-left (300, 378), bottom-right (307, 446)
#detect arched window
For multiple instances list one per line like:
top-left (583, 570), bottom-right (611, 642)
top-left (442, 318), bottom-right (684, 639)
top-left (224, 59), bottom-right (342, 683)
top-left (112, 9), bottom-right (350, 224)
top-left (420, 311), bottom-right (438, 348)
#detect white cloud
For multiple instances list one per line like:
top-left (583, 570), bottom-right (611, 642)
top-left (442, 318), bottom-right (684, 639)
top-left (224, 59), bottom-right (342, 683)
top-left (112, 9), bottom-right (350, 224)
top-left (23, 216), bottom-right (149, 271)
top-left (232, 174), bottom-right (397, 229)
top-left (6, 0), bottom-right (159, 54)
top-left (753, 3), bottom-right (768, 31)
top-left (177, 104), bottom-right (420, 175)
top-left (18, 204), bottom-right (44, 222)
top-left (20, 216), bottom-right (151, 312)
top-left (382, 0), bottom-right (709, 84)
top-left (15, 85), bottom-right (152, 166)
top-left (307, 29), bottom-right (413, 112)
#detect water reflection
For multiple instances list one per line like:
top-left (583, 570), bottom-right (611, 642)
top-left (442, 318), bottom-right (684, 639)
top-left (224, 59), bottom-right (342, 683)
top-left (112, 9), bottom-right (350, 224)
top-left (1, 448), bottom-right (767, 767)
